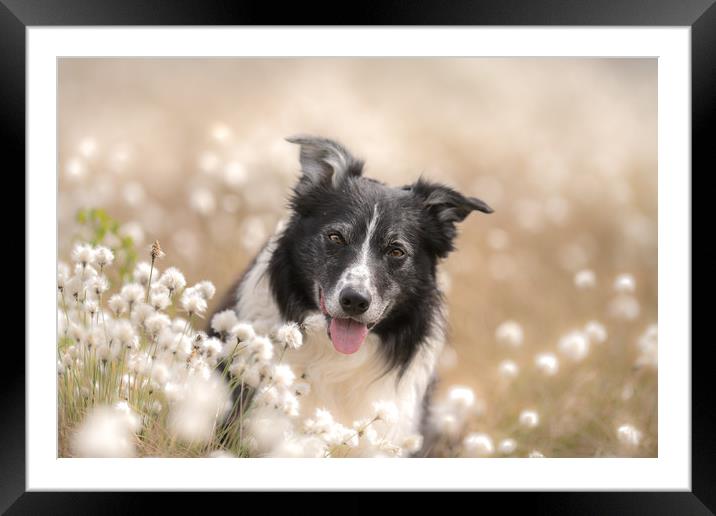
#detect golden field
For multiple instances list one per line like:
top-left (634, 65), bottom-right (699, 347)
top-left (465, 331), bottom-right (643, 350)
top-left (58, 58), bottom-right (657, 457)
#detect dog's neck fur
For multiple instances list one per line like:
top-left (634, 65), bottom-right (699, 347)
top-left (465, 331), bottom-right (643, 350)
top-left (231, 233), bottom-right (445, 455)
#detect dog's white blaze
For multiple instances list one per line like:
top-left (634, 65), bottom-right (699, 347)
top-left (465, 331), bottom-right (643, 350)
top-left (232, 230), bottom-right (444, 457)
top-left (335, 203), bottom-right (380, 302)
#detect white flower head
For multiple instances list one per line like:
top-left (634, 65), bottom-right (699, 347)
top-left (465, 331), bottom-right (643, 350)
top-left (107, 294), bottom-right (128, 317)
top-left (131, 302), bottom-right (155, 330)
top-left (495, 320), bottom-right (524, 348)
top-left (208, 450), bottom-right (234, 458)
top-left (616, 424), bottom-right (642, 447)
top-left (111, 319), bottom-right (138, 350)
top-left (149, 286), bottom-right (171, 311)
top-left (498, 360), bottom-right (519, 380)
top-left (434, 413), bottom-right (460, 438)
top-left (181, 290), bottom-right (208, 317)
top-left (211, 310), bottom-right (239, 336)
top-left (614, 273), bottom-right (636, 294)
top-left (535, 352), bottom-right (560, 376)
top-left (72, 243), bottom-right (96, 268)
top-left (94, 246), bottom-right (114, 269)
top-left (70, 405), bottom-right (138, 457)
top-left (372, 400), bottom-right (399, 424)
top-left (498, 438), bottom-right (517, 455)
top-left (194, 281), bottom-right (216, 301)
top-left (462, 433), bottom-right (494, 457)
top-left (248, 336), bottom-right (274, 363)
top-left (84, 299), bottom-right (98, 317)
top-left (584, 321), bottom-right (608, 344)
top-left (201, 337), bottom-right (223, 359)
top-left (636, 324), bottom-right (658, 369)
top-left (57, 262), bottom-right (70, 291)
top-left (574, 269), bottom-right (596, 289)
top-left (120, 283), bottom-right (144, 308)
top-left (167, 372), bottom-right (230, 445)
top-left (276, 322), bottom-right (303, 350)
top-left (113, 400), bottom-right (142, 433)
top-left (447, 386), bottom-right (476, 413)
top-left (232, 322), bottom-right (256, 342)
top-left (159, 267), bottom-right (186, 295)
top-left (558, 330), bottom-right (590, 362)
top-left (144, 313), bottom-right (171, 340)
top-left (519, 409), bottom-right (540, 429)
top-left (88, 275), bottom-right (109, 299)
top-left (133, 262), bottom-right (157, 287)
top-left (271, 364), bottom-right (296, 388)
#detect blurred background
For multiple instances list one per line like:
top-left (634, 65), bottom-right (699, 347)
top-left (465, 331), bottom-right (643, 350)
top-left (58, 58), bottom-right (657, 457)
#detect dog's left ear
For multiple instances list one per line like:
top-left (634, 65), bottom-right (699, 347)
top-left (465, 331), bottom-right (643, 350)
top-left (286, 135), bottom-right (364, 192)
top-left (407, 179), bottom-right (493, 257)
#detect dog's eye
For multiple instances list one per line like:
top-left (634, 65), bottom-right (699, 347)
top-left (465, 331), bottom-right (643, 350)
top-left (387, 247), bottom-right (405, 258)
top-left (327, 232), bottom-right (346, 245)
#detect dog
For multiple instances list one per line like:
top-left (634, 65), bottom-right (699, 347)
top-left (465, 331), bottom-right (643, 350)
top-left (210, 135), bottom-right (492, 456)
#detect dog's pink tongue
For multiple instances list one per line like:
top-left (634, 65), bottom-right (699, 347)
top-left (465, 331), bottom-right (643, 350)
top-left (329, 318), bottom-right (369, 354)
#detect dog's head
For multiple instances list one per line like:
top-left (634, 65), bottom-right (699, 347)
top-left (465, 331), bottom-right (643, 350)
top-left (271, 135), bottom-right (493, 356)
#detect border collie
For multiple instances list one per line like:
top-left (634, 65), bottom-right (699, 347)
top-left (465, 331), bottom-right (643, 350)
top-left (211, 135), bottom-right (492, 455)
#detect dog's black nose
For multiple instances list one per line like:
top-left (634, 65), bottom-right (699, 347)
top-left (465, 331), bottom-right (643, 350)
top-left (339, 287), bottom-right (371, 316)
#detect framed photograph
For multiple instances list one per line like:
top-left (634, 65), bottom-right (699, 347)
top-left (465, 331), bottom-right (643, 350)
top-left (9, 0), bottom-right (709, 511)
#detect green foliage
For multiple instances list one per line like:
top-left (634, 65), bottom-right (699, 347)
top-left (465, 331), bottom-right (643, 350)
top-left (75, 208), bottom-right (137, 283)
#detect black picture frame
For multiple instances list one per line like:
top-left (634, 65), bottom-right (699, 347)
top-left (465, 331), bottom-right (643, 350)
top-left (7, 0), bottom-right (709, 512)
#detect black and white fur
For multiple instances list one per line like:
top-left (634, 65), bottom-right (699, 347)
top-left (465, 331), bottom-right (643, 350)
top-left (212, 135), bottom-right (492, 455)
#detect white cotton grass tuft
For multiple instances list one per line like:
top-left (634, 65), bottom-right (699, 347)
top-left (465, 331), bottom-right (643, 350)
top-left (120, 283), bottom-right (144, 309)
top-left (271, 364), bottom-right (296, 388)
top-left (498, 360), bottom-right (519, 380)
top-left (636, 324), bottom-right (658, 369)
top-left (72, 243), bottom-right (96, 268)
top-left (208, 450), bottom-right (234, 458)
top-left (462, 433), bottom-right (494, 457)
top-left (194, 280), bottom-right (216, 301)
top-left (211, 310), bottom-right (239, 336)
top-left (519, 410), bottom-right (540, 429)
top-left (498, 438), bottom-right (517, 455)
top-left (372, 400), bottom-right (399, 424)
top-left (231, 323), bottom-right (256, 342)
top-left (446, 386), bottom-right (476, 412)
top-left (584, 321), bottom-right (608, 344)
top-left (107, 294), bottom-right (128, 317)
top-left (495, 320), bottom-right (524, 348)
top-left (133, 262), bottom-right (158, 287)
top-left (94, 246), bottom-right (114, 269)
top-left (149, 286), bottom-right (171, 311)
top-left (558, 330), bottom-right (590, 362)
top-left (167, 372), bottom-right (231, 445)
top-left (534, 352), bottom-right (559, 376)
top-left (275, 322), bottom-right (303, 350)
top-left (574, 269), bottom-right (596, 289)
top-left (616, 424), bottom-right (642, 447)
top-left (180, 290), bottom-right (208, 317)
top-left (70, 404), bottom-right (138, 457)
top-left (613, 273), bottom-right (636, 294)
top-left (158, 267), bottom-right (186, 295)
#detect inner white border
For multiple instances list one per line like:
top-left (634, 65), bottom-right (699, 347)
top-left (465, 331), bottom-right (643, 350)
top-left (27, 27), bottom-right (690, 491)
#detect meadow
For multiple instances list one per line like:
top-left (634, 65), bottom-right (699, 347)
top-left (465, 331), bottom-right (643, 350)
top-left (57, 58), bottom-right (657, 458)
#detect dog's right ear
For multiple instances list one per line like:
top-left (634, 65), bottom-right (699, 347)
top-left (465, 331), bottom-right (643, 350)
top-left (286, 135), bottom-right (364, 193)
